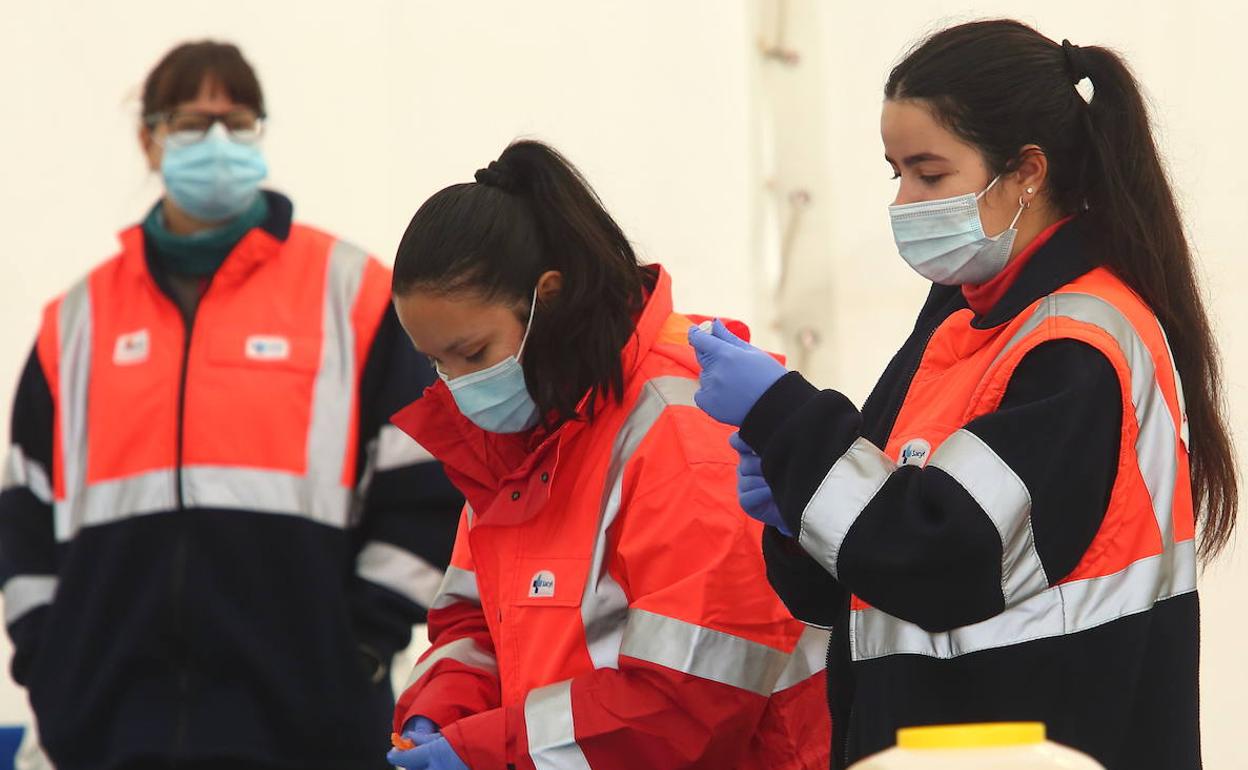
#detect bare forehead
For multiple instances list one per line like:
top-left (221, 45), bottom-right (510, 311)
top-left (395, 290), bottom-right (514, 344)
top-left (881, 100), bottom-right (979, 160)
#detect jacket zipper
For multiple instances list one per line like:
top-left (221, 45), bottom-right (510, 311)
top-left (171, 308), bottom-right (195, 757)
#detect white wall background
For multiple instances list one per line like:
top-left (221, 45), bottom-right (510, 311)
top-left (0, 0), bottom-right (1244, 766)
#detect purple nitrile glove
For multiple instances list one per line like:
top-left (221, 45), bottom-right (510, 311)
top-left (689, 319), bottom-right (788, 428)
top-left (387, 716), bottom-right (454, 768)
top-left (729, 432), bottom-right (792, 537)
top-left (387, 732), bottom-right (469, 769)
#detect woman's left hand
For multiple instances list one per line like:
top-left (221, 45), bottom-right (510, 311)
top-left (689, 319), bottom-right (788, 427)
top-left (729, 433), bottom-right (792, 536)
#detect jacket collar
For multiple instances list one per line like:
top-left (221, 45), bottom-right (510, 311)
top-left (122, 190), bottom-right (295, 289)
top-left (390, 264), bottom-right (678, 513)
top-left (971, 216), bottom-right (1102, 329)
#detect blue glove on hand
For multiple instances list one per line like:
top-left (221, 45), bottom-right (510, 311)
top-left (388, 717), bottom-right (468, 770)
top-left (729, 433), bottom-right (792, 537)
top-left (689, 319), bottom-right (788, 427)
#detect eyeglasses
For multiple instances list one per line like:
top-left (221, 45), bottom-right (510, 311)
top-left (145, 109), bottom-right (266, 146)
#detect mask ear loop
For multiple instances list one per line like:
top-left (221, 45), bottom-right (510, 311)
top-left (975, 175), bottom-right (1003, 201)
top-left (1009, 187), bottom-right (1034, 230)
top-left (516, 285), bottom-right (541, 361)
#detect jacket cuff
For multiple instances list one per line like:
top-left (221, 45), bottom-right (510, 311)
top-left (396, 668), bottom-right (502, 732)
top-left (441, 705), bottom-right (521, 770)
top-left (740, 371), bottom-right (820, 456)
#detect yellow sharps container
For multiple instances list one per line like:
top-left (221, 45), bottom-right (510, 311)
top-left (850, 723), bottom-right (1105, 769)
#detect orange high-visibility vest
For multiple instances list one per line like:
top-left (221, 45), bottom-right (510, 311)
top-left (36, 221), bottom-right (392, 539)
top-left (837, 266), bottom-right (1194, 659)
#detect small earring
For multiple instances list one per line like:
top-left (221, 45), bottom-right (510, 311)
top-left (1026, 186), bottom-right (1035, 194)
top-left (1018, 194), bottom-right (1032, 210)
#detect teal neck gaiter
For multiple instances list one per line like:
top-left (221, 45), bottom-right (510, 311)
top-left (142, 193), bottom-right (269, 278)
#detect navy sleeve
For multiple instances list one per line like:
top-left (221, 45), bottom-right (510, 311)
top-left (744, 340), bottom-right (1121, 633)
top-left (0, 346), bottom-right (58, 686)
top-left (348, 306), bottom-right (463, 672)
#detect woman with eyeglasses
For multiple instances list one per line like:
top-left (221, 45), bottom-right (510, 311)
top-left (0, 40), bottom-right (463, 770)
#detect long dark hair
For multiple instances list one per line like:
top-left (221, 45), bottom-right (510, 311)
top-left (392, 140), bottom-right (648, 425)
top-left (886, 20), bottom-right (1236, 559)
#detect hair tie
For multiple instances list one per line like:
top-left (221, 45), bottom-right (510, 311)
top-left (474, 160), bottom-right (518, 192)
top-left (1061, 39), bottom-right (1092, 84)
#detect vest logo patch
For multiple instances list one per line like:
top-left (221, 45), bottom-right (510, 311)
top-left (529, 570), bottom-right (556, 598)
top-left (113, 329), bottom-right (150, 365)
top-left (244, 335), bottom-right (291, 361)
top-left (898, 438), bottom-right (931, 468)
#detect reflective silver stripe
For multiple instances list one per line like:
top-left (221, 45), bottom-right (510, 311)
top-left (2, 447), bottom-right (53, 505)
top-left (582, 376), bottom-right (698, 670)
top-left (54, 468), bottom-right (176, 542)
top-left (430, 565), bottom-right (482, 610)
top-left (619, 608), bottom-right (790, 696)
top-left (1156, 323), bottom-right (1189, 448)
top-left (356, 541), bottom-right (444, 607)
top-left (853, 290), bottom-right (1192, 661)
top-left (57, 280), bottom-right (92, 522)
top-left (852, 538), bottom-right (1197, 660)
top-left (525, 679), bottom-right (591, 770)
top-left (773, 626), bottom-right (831, 692)
top-left (797, 437), bottom-right (895, 580)
top-left (3, 576), bottom-right (58, 625)
top-left (52, 466), bottom-right (357, 541)
top-left (305, 240), bottom-right (369, 505)
top-left (181, 466), bottom-right (352, 527)
top-left (992, 292), bottom-right (1179, 544)
top-left (928, 430), bottom-right (1047, 604)
top-left (403, 636), bottom-right (498, 689)
top-left (375, 425), bottom-right (435, 472)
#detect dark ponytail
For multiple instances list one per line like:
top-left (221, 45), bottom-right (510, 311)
top-left (392, 140), bottom-right (648, 425)
top-left (886, 20), bottom-right (1237, 559)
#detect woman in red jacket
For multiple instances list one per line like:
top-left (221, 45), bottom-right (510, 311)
top-left (383, 140), bottom-right (831, 770)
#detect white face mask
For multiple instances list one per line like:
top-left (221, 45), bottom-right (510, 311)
top-left (436, 288), bottom-right (541, 434)
top-left (888, 176), bottom-right (1026, 285)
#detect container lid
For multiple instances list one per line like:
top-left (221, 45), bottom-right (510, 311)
top-left (898, 723), bottom-right (1046, 750)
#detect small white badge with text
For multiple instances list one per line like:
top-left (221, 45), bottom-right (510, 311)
top-left (113, 329), bottom-right (150, 365)
top-left (898, 438), bottom-right (932, 468)
top-left (244, 335), bottom-right (291, 362)
top-left (529, 570), bottom-right (556, 598)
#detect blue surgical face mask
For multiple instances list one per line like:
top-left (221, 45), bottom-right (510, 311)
top-left (438, 289), bottom-right (541, 434)
top-left (161, 124), bottom-right (268, 223)
top-left (888, 176), bottom-right (1026, 285)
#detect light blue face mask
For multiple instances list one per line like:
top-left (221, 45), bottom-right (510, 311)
top-left (161, 124), bottom-right (268, 223)
top-left (888, 176), bottom-right (1026, 285)
top-left (438, 289), bottom-right (541, 434)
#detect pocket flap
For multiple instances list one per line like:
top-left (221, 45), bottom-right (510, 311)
top-left (208, 330), bottom-right (320, 374)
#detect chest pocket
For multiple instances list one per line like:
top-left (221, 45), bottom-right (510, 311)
top-left (511, 556), bottom-right (590, 608)
top-left (207, 330), bottom-right (321, 374)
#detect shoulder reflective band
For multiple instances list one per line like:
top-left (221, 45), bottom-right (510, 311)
top-left (581, 376), bottom-right (699, 670)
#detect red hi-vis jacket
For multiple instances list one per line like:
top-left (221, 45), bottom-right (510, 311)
top-left (747, 219), bottom-right (1200, 768)
top-left (391, 266), bottom-right (831, 770)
